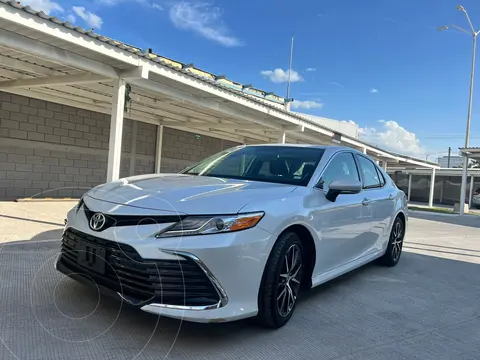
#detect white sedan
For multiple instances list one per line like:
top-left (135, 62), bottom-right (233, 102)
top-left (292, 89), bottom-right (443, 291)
top-left (56, 144), bottom-right (407, 328)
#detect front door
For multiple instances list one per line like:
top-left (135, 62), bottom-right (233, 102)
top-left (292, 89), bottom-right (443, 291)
top-left (310, 152), bottom-right (371, 275)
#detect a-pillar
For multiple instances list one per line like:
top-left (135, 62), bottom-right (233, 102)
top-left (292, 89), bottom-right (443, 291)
top-left (428, 168), bottom-right (436, 208)
top-left (155, 125), bottom-right (164, 173)
top-left (278, 131), bottom-right (286, 144)
top-left (106, 78), bottom-right (126, 182)
top-left (469, 175), bottom-right (475, 208)
top-left (407, 174), bottom-right (412, 201)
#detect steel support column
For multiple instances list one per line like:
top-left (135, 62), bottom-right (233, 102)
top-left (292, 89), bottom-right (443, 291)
top-left (129, 120), bottom-right (137, 176)
top-left (408, 174), bottom-right (412, 201)
top-left (155, 125), bottom-right (164, 173)
top-left (278, 131), bottom-right (286, 144)
top-left (106, 78), bottom-right (126, 182)
top-left (429, 168), bottom-right (436, 208)
top-left (469, 175), bottom-right (475, 208)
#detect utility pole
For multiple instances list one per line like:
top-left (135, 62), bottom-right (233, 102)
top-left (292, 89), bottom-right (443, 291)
top-left (286, 35), bottom-right (294, 100)
top-left (447, 146), bottom-right (451, 167)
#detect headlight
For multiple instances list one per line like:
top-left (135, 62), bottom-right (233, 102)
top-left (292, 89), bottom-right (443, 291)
top-left (155, 212), bottom-right (264, 238)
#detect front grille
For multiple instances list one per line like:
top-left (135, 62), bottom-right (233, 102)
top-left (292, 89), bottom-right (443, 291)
top-left (83, 203), bottom-right (186, 229)
top-left (59, 228), bottom-right (220, 307)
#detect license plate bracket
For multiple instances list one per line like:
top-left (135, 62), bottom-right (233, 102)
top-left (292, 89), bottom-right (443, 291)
top-left (77, 241), bottom-right (106, 274)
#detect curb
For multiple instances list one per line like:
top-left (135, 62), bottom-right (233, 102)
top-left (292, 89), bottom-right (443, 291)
top-left (15, 198), bottom-right (80, 202)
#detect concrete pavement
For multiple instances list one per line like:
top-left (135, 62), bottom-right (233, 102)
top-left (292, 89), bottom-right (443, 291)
top-left (0, 203), bottom-right (479, 360)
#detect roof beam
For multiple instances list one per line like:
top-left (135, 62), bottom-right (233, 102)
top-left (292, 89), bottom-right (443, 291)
top-left (171, 122), bottom-right (271, 130)
top-left (0, 54), bottom-right (60, 76)
top-left (129, 78), bottom-right (285, 130)
top-left (120, 66), bottom-right (149, 80)
top-left (0, 73), bottom-right (110, 89)
top-left (0, 29), bottom-right (119, 78)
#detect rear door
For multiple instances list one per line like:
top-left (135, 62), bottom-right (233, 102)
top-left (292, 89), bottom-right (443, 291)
top-left (355, 155), bottom-right (395, 254)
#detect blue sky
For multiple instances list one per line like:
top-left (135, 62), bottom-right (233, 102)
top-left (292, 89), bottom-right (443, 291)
top-left (23, 0), bottom-right (480, 160)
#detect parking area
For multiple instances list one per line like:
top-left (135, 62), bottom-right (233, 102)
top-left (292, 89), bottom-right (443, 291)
top-left (0, 202), bottom-right (479, 360)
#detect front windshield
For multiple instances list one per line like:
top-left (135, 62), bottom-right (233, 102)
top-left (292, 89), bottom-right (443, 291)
top-left (181, 146), bottom-right (325, 186)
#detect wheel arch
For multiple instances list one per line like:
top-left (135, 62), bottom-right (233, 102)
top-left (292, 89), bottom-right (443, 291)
top-left (267, 223), bottom-right (316, 290)
top-left (396, 211), bottom-right (406, 225)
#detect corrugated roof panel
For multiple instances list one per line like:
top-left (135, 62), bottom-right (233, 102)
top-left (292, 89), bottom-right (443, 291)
top-left (0, 0), bottom-right (286, 105)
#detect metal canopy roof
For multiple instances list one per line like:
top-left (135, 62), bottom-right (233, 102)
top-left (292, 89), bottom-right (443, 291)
top-left (0, 0), bottom-right (440, 169)
top-left (460, 147), bottom-right (480, 159)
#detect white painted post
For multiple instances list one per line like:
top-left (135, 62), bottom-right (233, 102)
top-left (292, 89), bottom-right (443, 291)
top-left (429, 168), bottom-right (436, 208)
top-left (278, 131), bottom-right (286, 144)
top-left (155, 125), bottom-right (164, 173)
top-left (469, 175), bottom-right (475, 208)
top-left (459, 156), bottom-right (468, 215)
top-left (106, 78), bottom-right (126, 182)
top-left (440, 178), bottom-right (444, 203)
top-left (382, 161), bottom-right (387, 171)
top-left (129, 120), bottom-right (137, 176)
top-left (363, 148), bottom-right (367, 154)
top-left (407, 174), bottom-right (412, 201)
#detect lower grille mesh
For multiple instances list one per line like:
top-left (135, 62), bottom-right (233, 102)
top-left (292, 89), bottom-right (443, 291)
top-left (59, 228), bottom-right (220, 306)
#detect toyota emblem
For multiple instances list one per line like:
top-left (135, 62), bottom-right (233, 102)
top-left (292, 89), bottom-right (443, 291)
top-left (89, 213), bottom-right (106, 231)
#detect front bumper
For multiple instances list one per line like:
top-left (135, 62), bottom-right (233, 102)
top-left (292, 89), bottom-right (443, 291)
top-left (55, 204), bottom-right (273, 323)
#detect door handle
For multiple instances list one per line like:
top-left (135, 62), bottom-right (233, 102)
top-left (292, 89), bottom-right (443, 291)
top-left (362, 198), bottom-right (371, 206)
top-left (388, 194), bottom-right (394, 201)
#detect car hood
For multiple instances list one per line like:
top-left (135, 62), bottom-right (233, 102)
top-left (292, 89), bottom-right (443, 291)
top-left (86, 174), bottom-right (297, 215)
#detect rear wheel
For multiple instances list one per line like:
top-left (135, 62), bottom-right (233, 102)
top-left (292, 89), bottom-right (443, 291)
top-left (378, 216), bottom-right (405, 267)
top-left (256, 232), bottom-right (304, 329)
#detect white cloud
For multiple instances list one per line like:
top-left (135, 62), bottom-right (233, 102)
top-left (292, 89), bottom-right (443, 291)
top-left (67, 14), bottom-right (76, 23)
top-left (72, 6), bottom-right (103, 29)
top-left (370, 88), bottom-right (379, 93)
top-left (260, 68), bottom-right (303, 83)
top-left (169, 2), bottom-right (242, 47)
top-left (306, 67), bottom-right (316, 72)
top-left (330, 81), bottom-right (344, 88)
top-left (96, 0), bottom-right (121, 4)
top-left (21, 0), bottom-right (63, 14)
top-left (152, 3), bottom-right (163, 10)
top-left (357, 120), bottom-right (425, 157)
top-left (290, 100), bottom-right (323, 110)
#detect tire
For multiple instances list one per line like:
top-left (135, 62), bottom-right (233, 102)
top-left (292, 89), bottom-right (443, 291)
top-left (378, 216), bottom-right (405, 267)
top-left (256, 231), bottom-right (304, 329)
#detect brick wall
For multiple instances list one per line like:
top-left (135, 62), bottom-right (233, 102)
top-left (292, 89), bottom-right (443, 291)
top-left (0, 92), bottom-right (241, 200)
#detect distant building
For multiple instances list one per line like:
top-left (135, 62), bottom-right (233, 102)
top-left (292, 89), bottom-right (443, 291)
top-left (437, 155), bottom-right (467, 168)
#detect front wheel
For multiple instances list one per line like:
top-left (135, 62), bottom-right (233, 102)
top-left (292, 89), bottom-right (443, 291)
top-left (256, 232), bottom-right (304, 329)
top-left (378, 216), bottom-right (405, 267)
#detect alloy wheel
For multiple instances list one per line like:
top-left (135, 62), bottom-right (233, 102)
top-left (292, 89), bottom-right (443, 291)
top-left (391, 220), bottom-right (404, 261)
top-left (277, 244), bottom-right (303, 317)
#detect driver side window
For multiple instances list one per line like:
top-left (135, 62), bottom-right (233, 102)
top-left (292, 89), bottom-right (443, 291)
top-left (318, 153), bottom-right (360, 190)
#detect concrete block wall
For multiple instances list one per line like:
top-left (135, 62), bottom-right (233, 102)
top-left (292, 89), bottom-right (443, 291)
top-left (0, 92), bottom-right (156, 200)
top-left (161, 127), bottom-right (240, 173)
top-left (0, 92), bottom-right (241, 200)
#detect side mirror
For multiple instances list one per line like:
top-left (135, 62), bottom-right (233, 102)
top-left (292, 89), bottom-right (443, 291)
top-left (325, 179), bottom-right (362, 202)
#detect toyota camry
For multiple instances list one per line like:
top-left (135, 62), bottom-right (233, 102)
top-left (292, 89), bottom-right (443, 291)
top-left (56, 144), bottom-right (407, 328)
